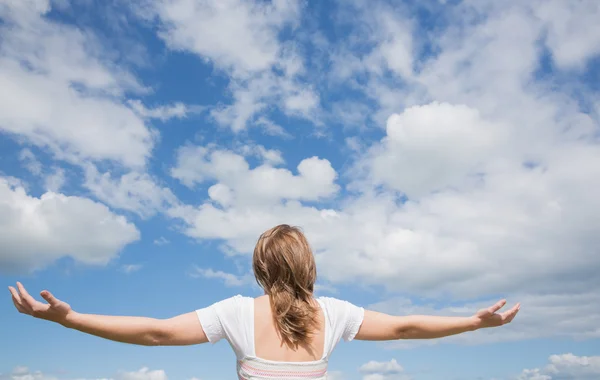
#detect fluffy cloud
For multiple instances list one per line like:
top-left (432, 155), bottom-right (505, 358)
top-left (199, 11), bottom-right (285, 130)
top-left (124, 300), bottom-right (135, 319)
top-left (138, 0), bottom-right (299, 74)
top-left (0, 177), bottom-right (140, 274)
top-left (168, 145), bottom-right (339, 253)
top-left (83, 165), bottom-right (178, 219)
top-left (517, 354), bottom-right (600, 380)
top-left (533, 1), bottom-right (600, 70)
top-left (0, 366), bottom-right (167, 380)
top-left (359, 359), bottom-right (411, 380)
top-left (0, 0), bottom-right (156, 168)
top-left (0, 366), bottom-right (57, 380)
top-left (170, 145), bottom-right (337, 203)
top-left (115, 367), bottom-right (167, 380)
top-left (44, 167), bottom-right (66, 192)
top-left (366, 102), bottom-right (506, 198)
top-left (190, 266), bottom-right (253, 287)
top-left (134, 0), bottom-right (320, 132)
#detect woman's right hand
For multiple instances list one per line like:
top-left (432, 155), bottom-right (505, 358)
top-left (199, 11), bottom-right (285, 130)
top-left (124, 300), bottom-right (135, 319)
top-left (8, 282), bottom-right (74, 326)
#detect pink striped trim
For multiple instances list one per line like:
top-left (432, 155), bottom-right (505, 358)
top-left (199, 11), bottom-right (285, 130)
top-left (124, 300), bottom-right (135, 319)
top-left (238, 361), bottom-right (327, 379)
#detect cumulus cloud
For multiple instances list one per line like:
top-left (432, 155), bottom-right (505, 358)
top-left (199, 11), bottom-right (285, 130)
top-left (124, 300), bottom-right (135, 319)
top-left (0, 366), bottom-right (168, 380)
top-left (115, 367), bottom-right (167, 380)
top-left (44, 167), bottom-right (66, 192)
top-left (516, 354), bottom-right (600, 380)
top-left (133, 0), bottom-right (320, 132)
top-left (0, 0), bottom-right (156, 168)
top-left (0, 365), bottom-right (57, 380)
top-left (0, 177), bottom-right (140, 274)
top-left (366, 102), bottom-right (507, 198)
top-left (170, 145), bottom-right (337, 203)
top-left (359, 359), bottom-right (411, 380)
top-left (83, 164), bottom-right (178, 219)
top-left (190, 266), bottom-right (253, 287)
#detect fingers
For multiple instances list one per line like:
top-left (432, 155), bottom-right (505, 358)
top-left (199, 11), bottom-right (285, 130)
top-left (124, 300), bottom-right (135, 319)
top-left (16, 282), bottom-right (37, 309)
top-left (40, 290), bottom-right (60, 307)
top-left (488, 299), bottom-right (507, 314)
top-left (8, 286), bottom-right (28, 314)
top-left (14, 282), bottom-right (47, 315)
top-left (501, 303), bottom-right (521, 324)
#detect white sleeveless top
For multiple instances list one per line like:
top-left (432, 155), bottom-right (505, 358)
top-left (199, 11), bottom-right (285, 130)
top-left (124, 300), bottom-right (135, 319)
top-left (196, 295), bottom-right (365, 379)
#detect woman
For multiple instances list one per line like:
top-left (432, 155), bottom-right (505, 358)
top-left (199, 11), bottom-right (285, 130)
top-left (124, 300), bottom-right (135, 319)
top-left (9, 224), bottom-right (520, 379)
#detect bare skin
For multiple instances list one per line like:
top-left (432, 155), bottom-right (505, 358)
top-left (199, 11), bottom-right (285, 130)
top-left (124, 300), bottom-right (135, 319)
top-left (8, 282), bottom-right (520, 358)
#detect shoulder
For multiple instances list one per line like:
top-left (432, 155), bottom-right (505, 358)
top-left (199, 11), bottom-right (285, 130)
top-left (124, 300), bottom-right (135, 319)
top-left (317, 296), bottom-right (363, 309)
top-left (317, 296), bottom-right (364, 319)
top-left (197, 294), bottom-right (253, 316)
top-left (317, 297), bottom-right (365, 342)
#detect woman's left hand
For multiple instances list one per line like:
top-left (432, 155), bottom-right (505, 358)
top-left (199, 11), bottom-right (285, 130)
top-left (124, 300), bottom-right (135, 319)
top-left (472, 299), bottom-right (520, 329)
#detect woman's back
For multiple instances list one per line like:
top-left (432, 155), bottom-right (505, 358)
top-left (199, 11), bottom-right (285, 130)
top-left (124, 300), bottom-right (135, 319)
top-left (254, 295), bottom-right (326, 362)
top-left (196, 293), bottom-right (365, 379)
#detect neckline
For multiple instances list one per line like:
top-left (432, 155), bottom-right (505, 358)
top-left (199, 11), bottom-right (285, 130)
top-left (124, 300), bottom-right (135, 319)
top-left (248, 297), bottom-right (328, 364)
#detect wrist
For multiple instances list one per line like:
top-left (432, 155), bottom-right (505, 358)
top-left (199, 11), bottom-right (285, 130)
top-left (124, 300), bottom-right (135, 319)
top-left (60, 311), bottom-right (81, 329)
top-left (467, 316), bottom-right (481, 331)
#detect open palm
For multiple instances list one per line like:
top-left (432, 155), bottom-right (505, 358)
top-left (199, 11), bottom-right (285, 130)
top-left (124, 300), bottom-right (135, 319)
top-left (474, 299), bottom-right (520, 329)
top-left (8, 282), bottom-right (72, 325)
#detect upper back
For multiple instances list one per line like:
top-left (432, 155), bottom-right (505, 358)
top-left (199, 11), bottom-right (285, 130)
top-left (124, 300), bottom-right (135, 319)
top-left (253, 295), bottom-right (326, 362)
top-left (196, 294), bottom-right (365, 362)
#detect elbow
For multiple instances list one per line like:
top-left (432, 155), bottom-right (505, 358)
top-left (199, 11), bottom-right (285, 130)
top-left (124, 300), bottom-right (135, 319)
top-left (393, 328), bottom-right (414, 340)
top-left (147, 321), bottom-right (170, 346)
top-left (146, 334), bottom-right (164, 346)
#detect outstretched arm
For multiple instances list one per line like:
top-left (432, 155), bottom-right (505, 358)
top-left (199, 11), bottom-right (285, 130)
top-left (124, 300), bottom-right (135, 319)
top-left (355, 299), bottom-right (520, 341)
top-left (8, 282), bottom-right (208, 346)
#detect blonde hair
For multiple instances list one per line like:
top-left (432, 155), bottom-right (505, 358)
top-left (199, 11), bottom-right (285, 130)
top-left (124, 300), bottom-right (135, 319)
top-left (252, 224), bottom-right (319, 348)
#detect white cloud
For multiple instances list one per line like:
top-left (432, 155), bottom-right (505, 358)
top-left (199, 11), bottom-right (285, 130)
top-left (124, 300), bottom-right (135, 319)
top-left (83, 165), bottom-right (178, 219)
top-left (534, 1), bottom-right (600, 70)
top-left (255, 117), bottom-right (293, 139)
top-left (140, 0), bottom-right (300, 75)
top-left (127, 99), bottom-right (204, 122)
top-left (99, 367), bottom-right (168, 380)
top-left (0, 366), bottom-right (58, 380)
top-left (120, 264), bottom-right (142, 274)
top-left (0, 366), bottom-right (167, 380)
top-left (44, 167), bottom-right (66, 192)
top-left (18, 149), bottom-right (42, 175)
top-left (366, 102), bottom-right (506, 198)
top-left (0, 177), bottom-right (139, 274)
top-left (359, 359), bottom-right (411, 380)
top-left (517, 354), bottom-right (600, 380)
top-left (190, 266), bottom-right (252, 287)
top-left (237, 144), bottom-right (285, 166)
top-left (170, 145), bottom-right (338, 204)
top-left (135, 0), bottom-right (320, 132)
top-left (0, 1), bottom-right (156, 168)
top-left (153, 237), bottom-right (169, 246)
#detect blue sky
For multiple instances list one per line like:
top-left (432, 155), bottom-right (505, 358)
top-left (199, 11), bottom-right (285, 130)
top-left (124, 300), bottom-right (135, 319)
top-left (1, 0), bottom-right (600, 379)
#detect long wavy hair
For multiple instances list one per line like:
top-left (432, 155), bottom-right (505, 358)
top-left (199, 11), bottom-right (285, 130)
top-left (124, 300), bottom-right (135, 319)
top-left (252, 224), bottom-right (319, 348)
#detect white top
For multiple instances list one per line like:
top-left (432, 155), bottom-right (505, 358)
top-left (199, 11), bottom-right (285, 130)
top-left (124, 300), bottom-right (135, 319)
top-left (196, 295), bottom-right (365, 379)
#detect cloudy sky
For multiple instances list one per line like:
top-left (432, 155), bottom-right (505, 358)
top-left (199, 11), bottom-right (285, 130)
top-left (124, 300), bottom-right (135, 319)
top-left (1, 0), bottom-right (600, 379)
